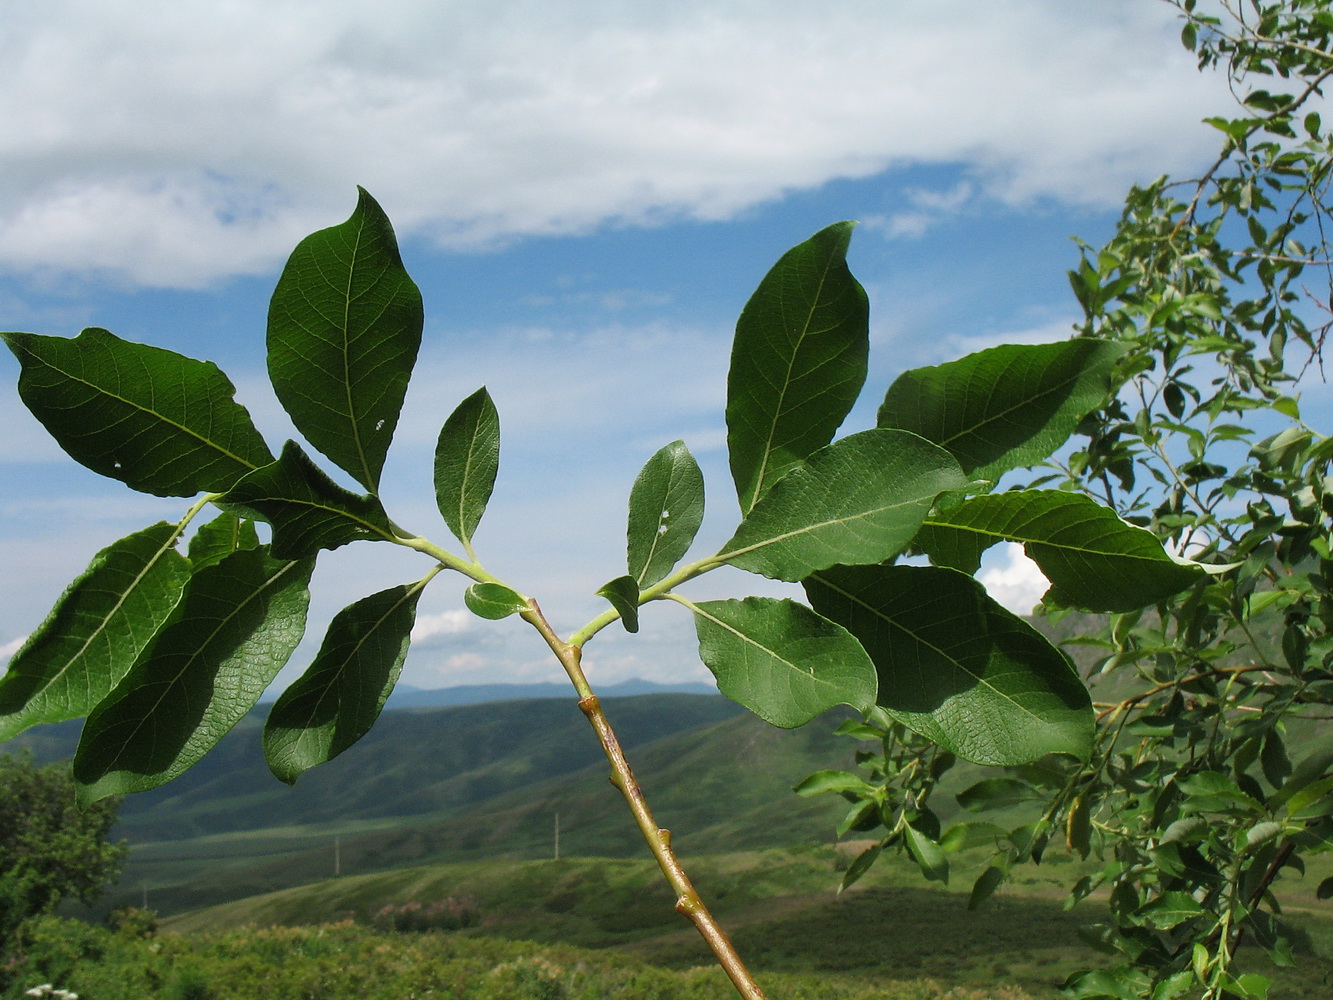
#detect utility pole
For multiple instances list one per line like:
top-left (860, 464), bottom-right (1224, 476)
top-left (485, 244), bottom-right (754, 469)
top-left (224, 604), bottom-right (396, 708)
top-left (554, 812), bottom-right (560, 861)
top-left (334, 835), bottom-right (341, 877)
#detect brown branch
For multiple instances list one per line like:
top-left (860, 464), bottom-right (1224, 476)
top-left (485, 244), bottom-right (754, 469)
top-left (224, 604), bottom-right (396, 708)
top-left (1096, 664), bottom-right (1278, 723)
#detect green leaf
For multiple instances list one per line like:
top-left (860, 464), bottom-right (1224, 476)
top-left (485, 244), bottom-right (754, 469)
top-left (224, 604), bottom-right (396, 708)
top-left (218, 440), bottom-right (394, 559)
top-left (839, 843), bottom-right (882, 892)
top-left (627, 440), bottom-right (705, 587)
top-left (73, 547), bottom-right (315, 805)
top-left (918, 490), bottom-right (1203, 612)
top-left (2, 328), bottom-right (272, 496)
top-left (1136, 891), bottom-right (1205, 930)
top-left (685, 596), bottom-right (876, 728)
top-left (877, 339), bottom-right (1126, 482)
top-left (187, 512), bottom-right (260, 571)
top-left (968, 866), bottom-right (1005, 910)
top-left (718, 429), bottom-right (966, 582)
top-left (267, 187), bottom-right (424, 492)
top-left (793, 769), bottom-right (877, 797)
top-left (727, 221), bottom-right (869, 515)
top-left (956, 777), bottom-right (1043, 812)
top-left (806, 564), bottom-right (1093, 765)
top-left (903, 824), bottom-right (949, 884)
top-left (434, 387), bottom-right (500, 550)
top-left (263, 582), bottom-right (425, 784)
top-left (596, 575), bottom-right (640, 633)
top-left (463, 582), bottom-right (528, 620)
top-left (0, 522), bottom-right (191, 741)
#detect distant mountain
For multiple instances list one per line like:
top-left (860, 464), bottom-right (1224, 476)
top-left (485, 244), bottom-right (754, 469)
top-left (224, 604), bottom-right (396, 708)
top-left (383, 678), bottom-right (718, 709)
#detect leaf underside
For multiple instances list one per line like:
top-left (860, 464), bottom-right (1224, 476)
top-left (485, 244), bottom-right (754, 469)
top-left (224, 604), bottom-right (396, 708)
top-left (627, 440), bottom-right (705, 588)
top-left (434, 387), bottom-right (501, 548)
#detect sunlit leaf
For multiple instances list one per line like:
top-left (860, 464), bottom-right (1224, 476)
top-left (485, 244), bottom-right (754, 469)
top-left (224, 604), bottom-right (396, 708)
top-left (264, 582), bottom-right (425, 784)
top-left (0, 522), bottom-right (191, 741)
top-left (463, 582), bottom-right (528, 620)
top-left (878, 339), bottom-right (1126, 482)
top-left (219, 440), bottom-right (394, 559)
top-left (727, 222), bottom-right (868, 515)
top-left (686, 596), bottom-right (876, 728)
top-left (267, 187), bottom-right (424, 492)
top-left (74, 547), bottom-right (315, 805)
top-left (434, 387), bottom-right (500, 549)
top-left (2, 328), bottom-right (272, 496)
top-left (918, 489), bottom-right (1203, 612)
top-left (718, 429), bottom-right (965, 582)
top-left (627, 440), bottom-right (704, 587)
top-left (806, 564), bottom-right (1093, 765)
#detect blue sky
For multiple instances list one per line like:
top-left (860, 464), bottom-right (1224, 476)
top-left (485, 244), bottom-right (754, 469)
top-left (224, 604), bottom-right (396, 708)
top-left (0, 1), bottom-right (1238, 691)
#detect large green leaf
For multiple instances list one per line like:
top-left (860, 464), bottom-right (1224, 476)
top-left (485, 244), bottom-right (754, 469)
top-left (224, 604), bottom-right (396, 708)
top-left (218, 441), bottom-right (395, 559)
top-left (717, 429), bottom-right (965, 582)
top-left (805, 564), bottom-right (1093, 765)
top-left (263, 582), bottom-right (424, 784)
top-left (627, 440), bottom-right (705, 587)
top-left (267, 187), bottom-right (424, 493)
top-left (917, 490), bottom-right (1203, 612)
top-left (2, 328), bottom-right (272, 496)
top-left (434, 387), bottom-right (500, 550)
top-left (0, 522), bottom-right (191, 741)
top-left (685, 596), bottom-right (876, 728)
top-left (73, 547), bottom-right (315, 805)
top-left (727, 222), bottom-right (869, 515)
top-left (187, 511), bottom-right (260, 571)
top-left (877, 339), bottom-right (1126, 482)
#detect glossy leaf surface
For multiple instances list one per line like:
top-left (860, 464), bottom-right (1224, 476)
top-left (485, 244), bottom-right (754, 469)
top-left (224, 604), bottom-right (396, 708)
top-left (73, 548), bottom-right (315, 805)
top-left (264, 582), bottom-right (424, 784)
top-left (806, 564), bottom-right (1093, 765)
top-left (727, 222), bottom-right (869, 515)
top-left (267, 188), bottom-right (424, 492)
top-left (0, 522), bottom-right (191, 741)
top-left (627, 440), bottom-right (705, 587)
top-left (917, 490), bottom-right (1202, 612)
top-left (596, 575), bottom-right (640, 633)
top-left (2, 328), bottom-right (272, 496)
top-left (219, 441), bottom-right (394, 559)
top-left (687, 596), bottom-right (876, 728)
top-left (463, 582), bottom-right (528, 620)
top-left (718, 429), bottom-right (965, 582)
top-left (878, 339), bottom-right (1125, 482)
top-left (434, 387), bottom-right (500, 548)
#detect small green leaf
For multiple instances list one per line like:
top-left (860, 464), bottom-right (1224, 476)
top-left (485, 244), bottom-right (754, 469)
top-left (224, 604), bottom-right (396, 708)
top-left (464, 582), bottom-right (528, 620)
top-left (218, 440), bottom-right (394, 559)
top-left (878, 339), bottom-right (1125, 482)
top-left (968, 866), bottom-right (1005, 910)
top-left (1317, 876), bottom-right (1333, 900)
top-left (727, 222), bottom-right (869, 515)
top-left (1137, 891), bottom-right (1205, 930)
top-left (2, 328), bottom-right (272, 496)
top-left (264, 582), bottom-right (426, 784)
top-left (596, 576), bottom-right (640, 633)
top-left (434, 387), bottom-right (500, 549)
top-left (685, 596), bottom-right (876, 728)
top-left (918, 489), bottom-right (1203, 612)
top-left (839, 843), bottom-right (881, 892)
top-left (903, 824), bottom-right (949, 884)
top-left (718, 429), bottom-right (966, 582)
top-left (793, 769), bottom-right (877, 797)
top-left (73, 547), bottom-right (315, 805)
top-left (956, 778), bottom-right (1043, 812)
top-left (627, 441), bottom-right (705, 587)
top-left (267, 187), bottom-right (424, 492)
top-left (0, 522), bottom-right (191, 741)
top-left (806, 564), bottom-right (1093, 765)
top-left (188, 512), bottom-right (260, 571)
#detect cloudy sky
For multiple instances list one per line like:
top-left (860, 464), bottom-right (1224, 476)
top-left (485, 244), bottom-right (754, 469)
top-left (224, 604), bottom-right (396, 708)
top-left (0, 1), bottom-right (1234, 693)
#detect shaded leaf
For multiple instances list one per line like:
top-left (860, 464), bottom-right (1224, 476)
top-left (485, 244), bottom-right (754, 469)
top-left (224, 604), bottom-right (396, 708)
top-left (956, 778), bottom-right (1044, 812)
top-left (727, 222), bottom-right (869, 515)
top-left (2, 328), bottom-right (272, 496)
top-left (918, 490), bottom-right (1202, 612)
top-left (903, 824), bottom-right (949, 884)
top-left (434, 387), bottom-right (500, 549)
top-left (188, 512), bottom-right (260, 571)
top-left (878, 339), bottom-right (1126, 481)
top-left (464, 582), bottom-right (528, 621)
top-left (73, 547), bottom-right (315, 805)
top-left (1137, 891), bottom-right (1205, 930)
top-left (686, 596), bottom-right (876, 728)
top-left (628, 440), bottom-right (704, 587)
top-left (596, 575), bottom-right (640, 633)
top-left (968, 866), bottom-right (1005, 910)
top-left (839, 843), bottom-right (882, 892)
top-left (219, 440), bottom-right (394, 559)
top-left (806, 564), bottom-right (1093, 765)
top-left (264, 582), bottom-right (425, 784)
top-left (719, 429), bottom-right (965, 582)
top-left (0, 522), bottom-right (191, 741)
top-left (267, 187), bottom-right (424, 492)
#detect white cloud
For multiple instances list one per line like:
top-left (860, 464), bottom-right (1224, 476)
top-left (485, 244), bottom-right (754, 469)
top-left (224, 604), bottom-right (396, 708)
top-left (0, 0), bottom-right (1225, 287)
top-left (410, 609), bottom-right (473, 643)
top-left (978, 543), bottom-right (1050, 616)
top-left (0, 635), bottom-right (28, 662)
